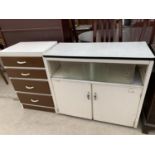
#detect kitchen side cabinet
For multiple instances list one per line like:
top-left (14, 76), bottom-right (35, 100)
top-left (52, 79), bottom-right (92, 119)
top-left (44, 42), bottom-right (154, 128)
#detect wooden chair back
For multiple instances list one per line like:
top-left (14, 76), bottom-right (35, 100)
top-left (70, 19), bottom-right (79, 42)
top-left (93, 19), bottom-right (122, 42)
top-left (130, 19), bottom-right (155, 45)
top-left (0, 27), bottom-right (7, 48)
top-left (0, 27), bottom-right (8, 84)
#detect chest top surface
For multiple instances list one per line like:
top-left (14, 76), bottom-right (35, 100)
top-left (0, 41), bottom-right (57, 57)
top-left (44, 42), bottom-right (155, 60)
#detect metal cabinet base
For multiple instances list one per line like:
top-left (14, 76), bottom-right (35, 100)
top-left (141, 70), bottom-right (155, 134)
top-left (142, 112), bottom-right (155, 134)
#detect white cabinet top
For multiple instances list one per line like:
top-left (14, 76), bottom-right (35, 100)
top-left (44, 42), bottom-right (155, 60)
top-left (0, 41), bottom-right (57, 57)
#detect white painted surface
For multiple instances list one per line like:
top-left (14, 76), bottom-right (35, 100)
top-left (92, 83), bottom-right (142, 127)
top-left (43, 57), bottom-right (60, 112)
top-left (52, 79), bottom-right (92, 119)
top-left (45, 57), bottom-right (150, 64)
top-left (43, 42), bottom-right (154, 128)
top-left (44, 42), bottom-right (155, 59)
top-left (0, 41), bottom-right (57, 57)
top-left (134, 61), bottom-right (154, 127)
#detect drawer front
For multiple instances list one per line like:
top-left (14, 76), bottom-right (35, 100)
top-left (23, 104), bottom-right (55, 112)
top-left (1, 57), bottom-right (44, 67)
top-left (11, 79), bottom-right (50, 94)
top-left (17, 93), bottom-right (54, 107)
top-left (6, 68), bottom-right (47, 79)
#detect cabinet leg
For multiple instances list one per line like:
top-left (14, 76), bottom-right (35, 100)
top-left (142, 126), bottom-right (149, 134)
top-left (0, 68), bottom-right (8, 84)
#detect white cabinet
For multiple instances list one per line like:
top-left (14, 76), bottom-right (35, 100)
top-left (52, 79), bottom-right (92, 119)
top-left (92, 83), bottom-right (142, 126)
top-left (44, 42), bottom-right (154, 128)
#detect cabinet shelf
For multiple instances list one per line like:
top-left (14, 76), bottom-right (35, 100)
top-left (52, 63), bottom-right (90, 81)
top-left (51, 62), bottom-right (143, 86)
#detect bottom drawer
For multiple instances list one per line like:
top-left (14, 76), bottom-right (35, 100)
top-left (23, 104), bottom-right (55, 112)
top-left (17, 93), bottom-right (54, 107)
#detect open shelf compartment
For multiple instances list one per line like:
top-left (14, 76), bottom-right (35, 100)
top-left (47, 60), bottom-right (146, 86)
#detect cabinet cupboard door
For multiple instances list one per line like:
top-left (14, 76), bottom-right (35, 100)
top-left (93, 83), bottom-right (142, 127)
top-left (52, 79), bottom-right (92, 119)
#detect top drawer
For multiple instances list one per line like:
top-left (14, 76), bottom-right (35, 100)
top-left (1, 57), bottom-right (44, 68)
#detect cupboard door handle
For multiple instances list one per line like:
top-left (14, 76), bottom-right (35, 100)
top-left (87, 92), bottom-right (90, 100)
top-left (21, 73), bottom-right (30, 77)
top-left (94, 92), bottom-right (97, 100)
top-left (30, 99), bottom-right (39, 103)
top-left (17, 61), bottom-right (27, 64)
top-left (25, 85), bottom-right (34, 90)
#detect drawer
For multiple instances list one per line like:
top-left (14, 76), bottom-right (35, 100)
top-left (1, 57), bottom-right (44, 67)
top-left (6, 68), bottom-right (47, 79)
top-left (23, 104), bottom-right (55, 112)
top-left (17, 93), bottom-right (54, 107)
top-left (11, 79), bottom-right (50, 94)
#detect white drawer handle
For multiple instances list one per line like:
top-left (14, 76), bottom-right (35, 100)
top-left (25, 85), bottom-right (34, 90)
top-left (30, 99), bottom-right (39, 103)
top-left (21, 73), bottom-right (30, 77)
top-left (17, 61), bottom-right (27, 64)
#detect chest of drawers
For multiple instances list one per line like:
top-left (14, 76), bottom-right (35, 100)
top-left (0, 41), bottom-right (57, 112)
